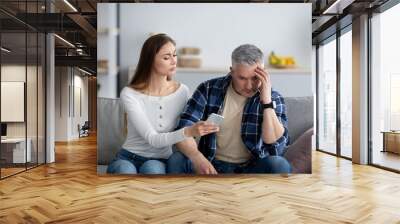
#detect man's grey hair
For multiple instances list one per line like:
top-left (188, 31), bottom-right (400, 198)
top-left (231, 44), bottom-right (264, 67)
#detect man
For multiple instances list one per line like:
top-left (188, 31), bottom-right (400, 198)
top-left (168, 44), bottom-right (291, 174)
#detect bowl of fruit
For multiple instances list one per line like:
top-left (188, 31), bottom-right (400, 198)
top-left (268, 51), bottom-right (296, 69)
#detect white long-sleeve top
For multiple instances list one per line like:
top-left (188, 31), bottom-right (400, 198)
top-left (120, 84), bottom-right (190, 159)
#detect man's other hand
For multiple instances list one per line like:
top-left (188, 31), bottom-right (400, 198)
top-left (191, 153), bottom-right (218, 175)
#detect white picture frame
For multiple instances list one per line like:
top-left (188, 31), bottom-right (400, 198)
top-left (1, 81), bottom-right (25, 122)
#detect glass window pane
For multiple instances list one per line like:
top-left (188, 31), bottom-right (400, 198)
top-left (27, 31), bottom-right (38, 169)
top-left (38, 33), bottom-right (45, 165)
top-left (318, 37), bottom-right (337, 154)
top-left (1, 30), bottom-right (27, 177)
top-left (340, 30), bottom-right (352, 158)
top-left (1, 1), bottom-right (46, 179)
top-left (371, 4), bottom-right (400, 171)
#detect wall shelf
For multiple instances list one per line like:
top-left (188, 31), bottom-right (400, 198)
top-left (97, 66), bottom-right (119, 75)
top-left (97, 28), bottom-right (119, 36)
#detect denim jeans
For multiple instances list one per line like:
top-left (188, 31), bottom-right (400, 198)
top-left (167, 151), bottom-right (291, 174)
top-left (107, 149), bottom-right (167, 174)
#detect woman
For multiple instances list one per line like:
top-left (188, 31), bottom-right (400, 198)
top-left (107, 34), bottom-right (218, 174)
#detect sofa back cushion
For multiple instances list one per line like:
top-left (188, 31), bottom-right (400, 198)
top-left (285, 96), bottom-right (313, 143)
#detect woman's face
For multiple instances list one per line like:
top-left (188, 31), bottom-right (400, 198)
top-left (152, 42), bottom-right (177, 78)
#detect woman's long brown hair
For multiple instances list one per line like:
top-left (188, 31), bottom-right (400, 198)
top-left (130, 33), bottom-right (176, 90)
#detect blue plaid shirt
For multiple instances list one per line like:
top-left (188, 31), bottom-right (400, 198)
top-left (176, 74), bottom-right (289, 161)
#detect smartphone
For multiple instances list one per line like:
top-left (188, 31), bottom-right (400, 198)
top-left (206, 113), bottom-right (224, 126)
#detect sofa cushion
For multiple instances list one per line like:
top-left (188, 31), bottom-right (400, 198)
top-left (284, 128), bottom-right (313, 173)
top-left (285, 96), bottom-right (313, 143)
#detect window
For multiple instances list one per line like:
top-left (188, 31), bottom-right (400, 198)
top-left (340, 29), bottom-right (352, 158)
top-left (371, 3), bottom-right (400, 171)
top-left (317, 37), bottom-right (337, 154)
top-left (0, 1), bottom-right (47, 179)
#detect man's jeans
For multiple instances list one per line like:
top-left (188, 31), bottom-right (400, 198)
top-left (107, 149), bottom-right (167, 174)
top-left (167, 151), bottom-right (291, 174)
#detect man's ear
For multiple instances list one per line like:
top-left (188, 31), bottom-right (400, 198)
top-left (229, 66), bottom-right (232, 72)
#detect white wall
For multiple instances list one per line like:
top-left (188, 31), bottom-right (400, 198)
top-left (312, 45), bottom-right (316, 150)
top-left (55, 67), bottom-right (89, 141)
top-left (55, 67), bottom-right (69, 141)
top-left (1, 65), bottom-right (26, 81)
top-left (119, 3), bottom-right (311, 71)
top-left (98, 3), bottom-right (312, 97)
top-left (72, 74), bottom-right (89, 138)
top-left (97, 3), bottom-right (118, 98)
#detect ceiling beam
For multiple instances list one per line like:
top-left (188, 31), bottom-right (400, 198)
top-left (55, 55), bottom-right (96, 72)
top-left (66, 13), bottom-right (97, 46)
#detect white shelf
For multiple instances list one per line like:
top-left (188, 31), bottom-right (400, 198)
top-left (176, 67), bottom-right (311, 75)
top-left (97, 67), bottom-right (119, 75)
top-left (97, 28), bottom-right (119, 36)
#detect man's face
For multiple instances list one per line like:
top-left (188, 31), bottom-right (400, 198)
top-left (230, 63), bottom-right (263, 98)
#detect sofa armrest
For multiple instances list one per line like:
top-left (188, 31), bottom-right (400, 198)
top-left (97, 98), bottom-right (126, 165)
top-left (284, 128), bottom-right (313, 173)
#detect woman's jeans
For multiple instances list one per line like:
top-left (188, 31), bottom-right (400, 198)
top-left (107, 149), bottom-right (167, 174)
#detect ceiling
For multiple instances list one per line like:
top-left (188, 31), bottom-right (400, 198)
top-left (0, 0), bottom-right (392, 74)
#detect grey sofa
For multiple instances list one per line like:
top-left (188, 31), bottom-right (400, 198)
top-left (284, 97), bottom-right (313, 173)
top-left (97, 96), bottom-right (313, 174)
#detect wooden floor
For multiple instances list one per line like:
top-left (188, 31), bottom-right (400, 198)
top-left (1, 135), bottom-right (400, 223)
top-left (1, 167), bottom-right (26, 178)
top-left (1, 163), bottom-right (45, 178)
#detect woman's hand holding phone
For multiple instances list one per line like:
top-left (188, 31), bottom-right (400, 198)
top-left (184, 121), bottom-right (219, 138)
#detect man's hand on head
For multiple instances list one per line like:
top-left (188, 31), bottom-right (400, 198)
top-left (255, 66), bottom-right (272, 104)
